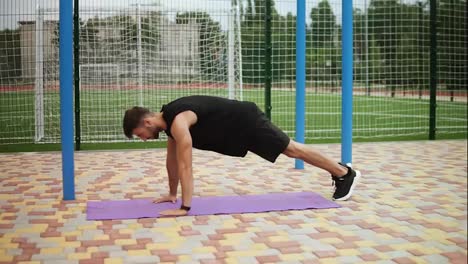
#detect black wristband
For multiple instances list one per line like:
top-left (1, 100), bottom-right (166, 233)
top-left (180, 205), bottom-right (191, 211)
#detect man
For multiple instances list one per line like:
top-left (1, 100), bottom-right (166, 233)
top-left (123, 95), bottom-right (360, 216)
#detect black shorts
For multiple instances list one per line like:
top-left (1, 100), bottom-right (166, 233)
top-left (247, 110), bottom-right (290, 163)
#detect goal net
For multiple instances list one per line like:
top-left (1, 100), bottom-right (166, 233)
top-left (33, 3), bottom-right (244, 142)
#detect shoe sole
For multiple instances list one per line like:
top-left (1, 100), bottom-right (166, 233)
top-left (333, 169), bottom-right (361, 201)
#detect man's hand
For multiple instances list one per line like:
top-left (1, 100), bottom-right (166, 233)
top-left (159, 209), bottom-right (188, 217)
top-left (153, 195), bottom-right (177, 204)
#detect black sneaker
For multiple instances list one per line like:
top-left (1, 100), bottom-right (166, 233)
top-left (332, 163), bottom-right (361, 201)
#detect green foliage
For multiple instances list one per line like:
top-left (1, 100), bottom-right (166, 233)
top-left (310, 0), bottom-right (336, 48)
top-left (241, 0), bottom-right (296, 83)
top-left (368, 0), bottom-right (400, 89)
top-left (176, 12), bottom-right (225, 80)
top-left (438, 0), bottom-right (467, 90)
top-left (272, 12), bottom-right (296, 82)
top-left (0, 29), bottom-right (21, 84)
top-left (240, 0), bottom-right (266, 83)
top-left (307, 0), bottom-right (341, 82)
top-left (78, 13), bottom-right (161, 64)
top-left (367, 0), bottom-right (432, 91)
top-left (117, 12), bottom-right (161, 47)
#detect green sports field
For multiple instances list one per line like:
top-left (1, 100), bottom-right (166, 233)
top-left (0, 88), bottom-right (466, 149)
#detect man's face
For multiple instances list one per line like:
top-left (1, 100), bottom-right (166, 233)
top-left (133, 122), bottom-right (161, 141)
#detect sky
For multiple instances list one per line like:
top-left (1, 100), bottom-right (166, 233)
top-left (0, 0), bottom-right (371, 30)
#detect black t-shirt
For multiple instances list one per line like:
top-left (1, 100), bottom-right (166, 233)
top-left (161, 95), bottom-right (261, 157)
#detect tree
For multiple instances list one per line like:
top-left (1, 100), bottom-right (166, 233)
top-left (81, 13), bottom-right (161, 64)
top-left (307, 0), bottom-right (340, 83)
top-left (0, 29), bottom-right (21, 84)
top-left (397, 2), bottom-right (429, 91)
top-left (438, 0), bottom-right (467, 91)
top-left (79, 17), bottom-right (100, 64)
top-left (310, 0), bottom-right (336, 48)
top-left (272, 12), bottom-right (296, 83)
top-left (176, 12), bottom-right (224, 80)
top-left (240, 0), bottom-right (283, 83)
top-left (353, 7), bottom-right (387, 89)
top-left (140, 11), bottom-right (161, 47)
top-left (79, 16), bottom-right (128, 64)
top-left (367, 0), bottom-right (434, 95)
top-left (368, 0), bottom-right (401, 95)
top-left (240, 0), bottom-right (264, 84)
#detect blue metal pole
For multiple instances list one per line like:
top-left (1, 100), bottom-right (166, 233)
top-left (341, 0), bottom-right (353, 164)
top-left (295, 0), bottom-right (306, 169)
top-left (60, 0), bottom-right (75, 200)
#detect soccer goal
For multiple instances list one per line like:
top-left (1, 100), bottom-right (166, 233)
top-left (33, 3), bottom-right (244, 143)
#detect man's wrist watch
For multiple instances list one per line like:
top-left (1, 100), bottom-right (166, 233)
top-left (180, 205), bottom-right (191, 211)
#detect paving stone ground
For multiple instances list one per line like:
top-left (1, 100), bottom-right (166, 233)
top-left (0, 140), bottom-right (467, 264)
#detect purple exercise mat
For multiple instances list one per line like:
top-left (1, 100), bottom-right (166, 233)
top-left (86, 192), bottom-right (340, 220)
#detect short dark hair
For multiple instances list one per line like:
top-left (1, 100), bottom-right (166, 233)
top-left (123, 106), bottom-right (151, 138)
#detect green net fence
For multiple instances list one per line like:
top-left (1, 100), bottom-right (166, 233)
top-left (0, 0), bottom-right (466, 145)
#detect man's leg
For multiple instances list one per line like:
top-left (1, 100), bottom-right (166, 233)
top-left (282, 140), bottom-right (347, 177)
top-left (282, 139), bottom-right (361, 201)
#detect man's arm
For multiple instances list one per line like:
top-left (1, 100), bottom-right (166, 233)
top-left (171, 113), bottom-right (195, 208)
top-left (159, 111), bottom-right (197, 216)
top-left (153, 137), bottom-right (179, 204)
top-left (166, 137), bottom-right (179, 197)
